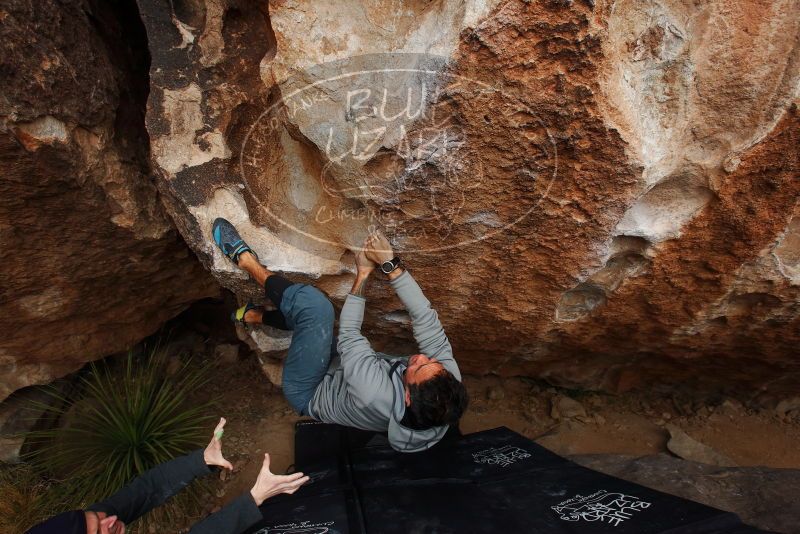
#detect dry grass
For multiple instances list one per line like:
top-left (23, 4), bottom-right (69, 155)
top-left (0, 463), bottom-right (64, 534)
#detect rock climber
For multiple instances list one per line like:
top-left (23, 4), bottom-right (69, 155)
top-left (213, 218), bottom-right (468, 452)
top-left (26, 418), bottom-right (308, 534)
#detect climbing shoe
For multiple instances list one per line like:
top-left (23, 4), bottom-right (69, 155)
top-left (212, 218), bottom-right (257, 264)
top-left (231, 302), bottom-right (260, 325)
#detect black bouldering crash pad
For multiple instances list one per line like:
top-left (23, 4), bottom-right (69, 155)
top-left (244, 423), bottom-right (775, 534)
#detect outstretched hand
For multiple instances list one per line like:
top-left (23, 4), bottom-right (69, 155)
top-left (204, 417), bottom-right (234, 471)
top-left (250, 453), bottom-right (309, 506)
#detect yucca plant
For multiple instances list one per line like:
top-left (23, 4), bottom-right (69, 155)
top-left (24, 348), bottom-right (214, 517)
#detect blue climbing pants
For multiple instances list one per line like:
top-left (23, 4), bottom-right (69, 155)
top-left (275, 283), bottom-right (337, 415)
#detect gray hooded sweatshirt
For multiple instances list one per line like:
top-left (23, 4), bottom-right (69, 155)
top-left (307, 270), bottom-right (461, 453)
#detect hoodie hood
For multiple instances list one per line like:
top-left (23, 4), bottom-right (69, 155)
top-left (386, 360), bottom-right (449, 453)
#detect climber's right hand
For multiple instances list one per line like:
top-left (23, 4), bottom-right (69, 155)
top-left (364, 230), bottom-right (394, 265)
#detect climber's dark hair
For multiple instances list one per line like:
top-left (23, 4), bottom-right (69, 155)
top-left (403, 370), bottom-right (469, 430)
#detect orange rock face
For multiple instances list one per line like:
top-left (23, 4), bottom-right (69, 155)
top-left (136, 0), bottom-right (800, 396)
top-left (8, 0), bottom-right (793, 398)
top-left (0, 0), bottom-right (218, 400)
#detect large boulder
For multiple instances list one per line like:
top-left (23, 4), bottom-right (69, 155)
top-left (0, 0), bottom-right (218, 401)
top-left (137, 0), bottom-right (799, 395)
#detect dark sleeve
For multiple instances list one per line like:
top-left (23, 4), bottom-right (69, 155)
top-left (188, 493), bottom-right (263, 534)
top-left (87, 449), bottom-right (211, 524)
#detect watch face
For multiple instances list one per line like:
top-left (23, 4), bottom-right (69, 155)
top-left (381, 260), bottom-right (395, 273)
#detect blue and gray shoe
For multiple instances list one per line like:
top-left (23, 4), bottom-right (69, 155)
top-left (212, 218), bottom-right (257, 265)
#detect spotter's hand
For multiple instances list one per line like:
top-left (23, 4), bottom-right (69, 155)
top-left (250, 453), bottom-right (309, 506)
top-left (98, 514), bottom-right (125, 534)
top-left (204, 417), bottom-right (234, 471)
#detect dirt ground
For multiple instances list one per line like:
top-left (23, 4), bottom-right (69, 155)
top-left (9, 305), bottom-right (798, 532)
top-left (191, 352), bottom-right (800, 524)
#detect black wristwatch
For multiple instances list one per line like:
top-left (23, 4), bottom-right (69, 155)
top-left (380, 256), bottom-right (402, 275)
